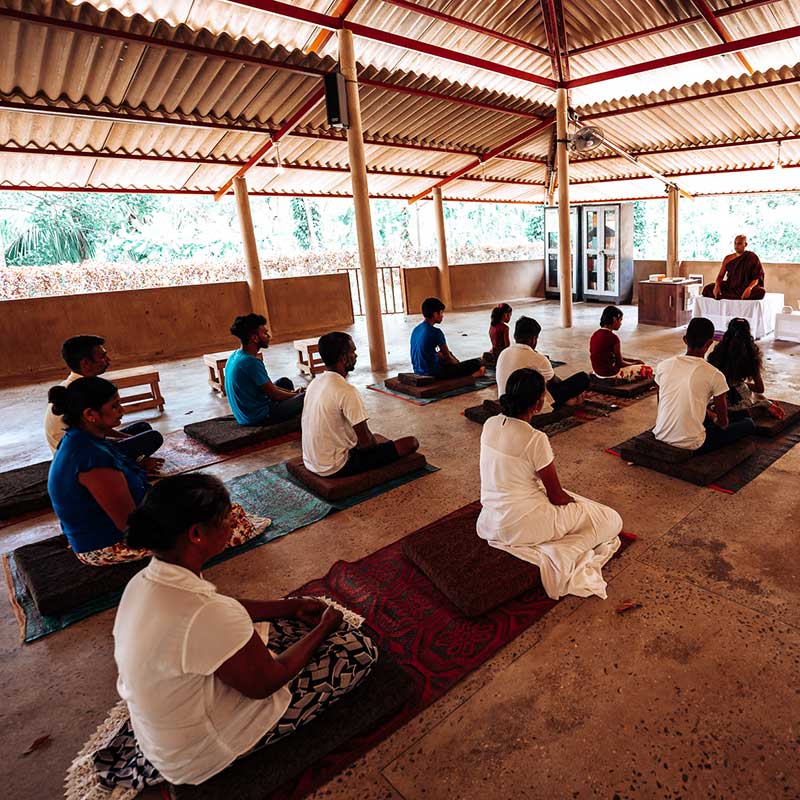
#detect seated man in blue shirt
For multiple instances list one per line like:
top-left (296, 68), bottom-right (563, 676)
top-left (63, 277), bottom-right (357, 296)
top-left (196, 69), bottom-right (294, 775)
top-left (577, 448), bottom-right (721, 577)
top-left (410, 297), bottom-right (484, 379)
top-left (224, 313), bottom-right (305, 426)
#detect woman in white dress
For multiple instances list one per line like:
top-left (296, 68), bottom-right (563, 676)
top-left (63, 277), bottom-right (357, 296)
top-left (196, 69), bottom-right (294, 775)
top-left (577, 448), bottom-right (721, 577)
top-left (477, 368), bottom-right (623, 599)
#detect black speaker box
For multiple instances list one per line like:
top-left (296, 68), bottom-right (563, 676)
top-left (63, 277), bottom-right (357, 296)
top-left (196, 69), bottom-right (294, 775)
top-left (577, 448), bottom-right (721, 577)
top-left (324, 71), bottom-right (349, 129)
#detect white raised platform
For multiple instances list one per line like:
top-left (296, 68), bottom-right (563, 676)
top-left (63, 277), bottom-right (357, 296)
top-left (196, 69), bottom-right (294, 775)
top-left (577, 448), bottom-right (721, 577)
top-left (774, 311), bottom-right (800, 343)
top-left (692, 292), bottom-right (785, 339)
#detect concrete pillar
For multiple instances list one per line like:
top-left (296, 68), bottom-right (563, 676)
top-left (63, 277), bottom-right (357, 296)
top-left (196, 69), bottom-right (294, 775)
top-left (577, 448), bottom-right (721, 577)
top-left (339, 29), bottom-right (387, 372)
top-left (233, 175), bottom-right (271, 326)
top-left (555, 88), bottom-right (573, 328)
top-left (432, 187), bottom-right (453, 309)
top-left (666, 185), bottom-right (679, 277)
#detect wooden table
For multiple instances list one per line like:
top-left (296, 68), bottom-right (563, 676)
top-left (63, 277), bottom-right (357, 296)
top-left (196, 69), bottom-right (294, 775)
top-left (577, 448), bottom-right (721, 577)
top-left (294, 337), bottom-right (325, 377)
top-left (105, 366), bottom-right (165, 413)
top-left (203, 350), bottom-right (263, 395)
top-left (638, 280), bottom-right (699, 327)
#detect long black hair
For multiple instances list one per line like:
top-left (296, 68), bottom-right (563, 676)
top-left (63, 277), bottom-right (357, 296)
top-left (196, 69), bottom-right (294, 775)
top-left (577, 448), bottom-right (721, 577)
top-left (47, 377), bottom-right (118, 428)
top-left (498, 368), bottom-right (545, 417)
top-left (490, 303), bottom-right (512, 327)
top-left (708, 317), bottom-right (763, 384)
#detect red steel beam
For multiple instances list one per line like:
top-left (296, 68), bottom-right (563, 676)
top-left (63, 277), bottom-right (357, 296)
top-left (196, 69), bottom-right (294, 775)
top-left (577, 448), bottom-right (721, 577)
top-left (569, 0), bottom-right (781, 56)
top-left (306, 0), bottom-right (359, 53)
top-left (570, 162), bottom-right (798, 185)
top-left (539, 0), bottom-right (562, 82)
top-left (550, 0), bottom-right (570, 83)
top-left (567, 24), bottom-right (800, 88)
top-left (690, 0), bottom-right (753, 73)
top-left (380, 0), bottom-right (549, 56)
top-left (408, 116), bottom-right (555, 203)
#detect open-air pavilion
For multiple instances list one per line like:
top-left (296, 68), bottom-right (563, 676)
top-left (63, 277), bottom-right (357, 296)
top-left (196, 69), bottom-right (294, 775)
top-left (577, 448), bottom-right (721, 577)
top-left (1, 1), bottom-right (799, 798)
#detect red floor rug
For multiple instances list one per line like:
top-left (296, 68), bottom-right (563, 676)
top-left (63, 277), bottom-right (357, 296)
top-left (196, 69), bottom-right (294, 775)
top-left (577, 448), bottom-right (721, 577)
top-left (273, 502), bottom-right (637, 799)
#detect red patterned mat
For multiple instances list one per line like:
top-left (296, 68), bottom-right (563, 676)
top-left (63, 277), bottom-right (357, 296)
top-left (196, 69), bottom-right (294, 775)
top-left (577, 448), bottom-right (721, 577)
top-left (274, 501), bottom-right (636, 799)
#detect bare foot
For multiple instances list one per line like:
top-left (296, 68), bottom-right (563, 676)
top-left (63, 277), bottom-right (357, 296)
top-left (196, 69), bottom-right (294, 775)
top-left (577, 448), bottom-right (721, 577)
top-left (566, 393), bottom-right (585, 406)
top-left (472, 367), bottom-right (486, 378)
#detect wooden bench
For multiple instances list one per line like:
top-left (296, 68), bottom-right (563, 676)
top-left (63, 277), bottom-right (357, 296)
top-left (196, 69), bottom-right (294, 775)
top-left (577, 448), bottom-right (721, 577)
top-left (202, 351), bottom-right (263, 396)
top-left (294, 337), bottom-right (325, 378)
top-left (105, 366), bottom-right (165, 414)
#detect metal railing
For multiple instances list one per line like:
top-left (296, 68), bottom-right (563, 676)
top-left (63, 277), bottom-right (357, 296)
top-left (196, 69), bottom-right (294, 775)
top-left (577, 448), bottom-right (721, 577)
top-left (338, 266), bottom-right (404, 316)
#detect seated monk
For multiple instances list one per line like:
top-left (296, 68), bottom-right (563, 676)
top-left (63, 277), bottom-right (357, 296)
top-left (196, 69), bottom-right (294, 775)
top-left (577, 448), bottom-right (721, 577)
top-left (702, 235), bottom-right (765, 300)
top-left (589, 305), bottom-right (653, 382)
top-left (112, 473), bottom-right (377, 787)
top-left (47, 378), bottom-right (264, 566)
top-left (301, 332), bottom-right (419, 477)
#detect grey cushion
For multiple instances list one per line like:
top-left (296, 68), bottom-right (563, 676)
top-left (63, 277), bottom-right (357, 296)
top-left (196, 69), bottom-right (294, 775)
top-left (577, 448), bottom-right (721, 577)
top-left (184, 414), bottom-right (300, 453)
top-left (385, 374), bottom-right (475, 398)
top-left (751, 401), bottom-right (800, 437)
top-left (0, 460), bottom-right (52, 520)
top-left (464, 399), bottom-right (574, 429)
top-left (589, 375), bottom-right (656, 398)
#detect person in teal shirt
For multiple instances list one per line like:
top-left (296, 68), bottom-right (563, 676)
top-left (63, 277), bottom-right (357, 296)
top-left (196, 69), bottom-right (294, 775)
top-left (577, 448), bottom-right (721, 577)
top-left (224, 314), bottom-right (305, 426)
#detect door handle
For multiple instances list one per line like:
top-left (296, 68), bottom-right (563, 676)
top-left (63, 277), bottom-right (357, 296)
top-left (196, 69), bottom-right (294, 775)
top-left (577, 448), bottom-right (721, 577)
top-left (668, 295), bottom-right (674, 309)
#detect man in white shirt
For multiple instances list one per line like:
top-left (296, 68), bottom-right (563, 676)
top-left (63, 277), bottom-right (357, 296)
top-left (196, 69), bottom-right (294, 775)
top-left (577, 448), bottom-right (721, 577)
top-left (301, 332), bottom-right (419, 477)
top-left (44, 335), bottom-right (163, 462)
top-left (653, 317), bottom-right (755, 453)
top-left (495, 316), bottom-right (588, 412)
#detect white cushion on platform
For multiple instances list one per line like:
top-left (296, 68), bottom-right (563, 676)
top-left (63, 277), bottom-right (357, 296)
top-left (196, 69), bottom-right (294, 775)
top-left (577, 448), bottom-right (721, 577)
top-left (692, 293), bottom-right (785, 339)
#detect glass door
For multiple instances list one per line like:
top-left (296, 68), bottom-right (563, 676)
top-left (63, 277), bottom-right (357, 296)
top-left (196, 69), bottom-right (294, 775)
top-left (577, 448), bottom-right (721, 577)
top-left (545, 207), bottom-right (559, 291)
top-left (584, 207), bottom-right (602, 292)
top-left (602, 207), bottom-right (617, 295)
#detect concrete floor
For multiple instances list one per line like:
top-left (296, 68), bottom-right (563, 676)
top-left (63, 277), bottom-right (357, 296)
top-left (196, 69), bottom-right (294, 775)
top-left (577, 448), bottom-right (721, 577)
top-left (1, 300), bottom-right (799, 799)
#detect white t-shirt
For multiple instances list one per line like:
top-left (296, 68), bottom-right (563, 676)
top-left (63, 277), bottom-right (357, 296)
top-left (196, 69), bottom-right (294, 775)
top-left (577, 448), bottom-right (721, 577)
top-left (495, 343), bottom-right (555, 414)
top-left (653, 355), bottom-right (729, 450)
top-left (477, 415), bottom-right (555, 544)
top-left (44, 371), bottom-right (81, 452)
top-left (301, 370), bottom-right (368, 476)
top-left (113, 559), bottom-right (292, 785)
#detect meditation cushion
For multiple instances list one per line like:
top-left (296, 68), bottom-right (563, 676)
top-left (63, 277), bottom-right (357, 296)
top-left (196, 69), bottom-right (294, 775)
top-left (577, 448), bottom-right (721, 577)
top-left (464, 399), bottom-right (574, 429)
top-left (482, 351), bottom-right (497, 367)
top-left (385, 374), bottom-right (475, 398)
top-left (286, 445), bottom-right (428, 502)
top-left (13, 535), bottom-right (146, 616)
top-left (0, 460), bottom-right (52, 520)
top-left (401, 503), bottom-right (538, 617)
top-left (751, 401), bottom-right (800, 437)
top-left (616, 430), bottom-right (755, 485)
top-left (184, 414), bottom-right (300, 453)
top-left (170, 646), bottom-right (414, 800)
top-left (589, 375), bottom-right (656, 398)
top-left (397, 372), bottom-right (435, 387)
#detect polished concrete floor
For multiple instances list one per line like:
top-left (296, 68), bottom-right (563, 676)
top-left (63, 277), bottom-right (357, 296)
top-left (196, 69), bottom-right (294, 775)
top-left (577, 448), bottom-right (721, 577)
top-left (1, 300), bottom-right (799, 799)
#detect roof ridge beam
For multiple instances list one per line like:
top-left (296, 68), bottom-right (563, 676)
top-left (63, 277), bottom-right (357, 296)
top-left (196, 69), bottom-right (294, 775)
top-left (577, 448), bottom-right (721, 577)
top-left (570, 162), bottom-right (799, 185)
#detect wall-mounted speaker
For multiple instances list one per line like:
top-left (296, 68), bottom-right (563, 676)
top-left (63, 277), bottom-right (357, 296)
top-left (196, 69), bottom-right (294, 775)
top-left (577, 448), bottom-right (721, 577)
top-left (324, 71), bottom-right (350, 129)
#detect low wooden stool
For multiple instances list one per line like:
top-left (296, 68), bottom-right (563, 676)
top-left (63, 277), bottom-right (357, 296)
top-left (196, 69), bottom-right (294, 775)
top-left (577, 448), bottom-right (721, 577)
top-left (294, 337), bottom-right (325, 378)
top-left (203, 351), bottom-right (262, 396)
top-left (105, 366), bottom-right (165, 414)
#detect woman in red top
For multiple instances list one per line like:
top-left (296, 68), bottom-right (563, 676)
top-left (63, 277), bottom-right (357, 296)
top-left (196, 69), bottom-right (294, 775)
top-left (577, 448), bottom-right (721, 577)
top-left (488, 303), bottom-right (512, 357)
top-left (589, 306), bottom-right (653, 381)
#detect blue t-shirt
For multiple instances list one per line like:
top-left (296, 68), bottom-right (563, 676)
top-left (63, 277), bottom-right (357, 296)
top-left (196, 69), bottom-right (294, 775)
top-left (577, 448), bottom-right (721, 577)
top-left (410, 321), bottom-right (446, 376)
top-left (47, 428), bottom-right (150, 553)
top-left (224, 349), bottom-right (272, 425)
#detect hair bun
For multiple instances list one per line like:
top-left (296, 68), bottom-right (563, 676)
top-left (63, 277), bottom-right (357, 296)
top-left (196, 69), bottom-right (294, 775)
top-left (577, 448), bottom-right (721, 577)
top-left (48, 385), bottom-right (69, 416)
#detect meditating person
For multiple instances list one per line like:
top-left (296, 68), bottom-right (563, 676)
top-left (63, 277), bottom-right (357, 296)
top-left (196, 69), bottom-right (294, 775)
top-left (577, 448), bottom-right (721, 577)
top-left (488, 303), bottom-right (512, 358)
top-left (707, 317), bottom-right (785, 421)
top-left (653, 317), bottom-right (756, 454)
top-left (702, 235), bottom-right (765, 300)
top-left (225, 314), bottom-right (305, 426)
top-left (302, 332), bottom-right (419, 477)
top-left (496, 316), bottom-right (589, 412)
top-left (110, 473), bottom-right (377, 788)
top-left (589, 306), bottom-right (653, 381)
top-left (410, 297), bottom-right (484, 379)
top-left (477, 368), bottom-right (623, 600)
top-left (44, 334), bottom-right (163, 461)
top-left (47, 378), bottom-right (263, 566)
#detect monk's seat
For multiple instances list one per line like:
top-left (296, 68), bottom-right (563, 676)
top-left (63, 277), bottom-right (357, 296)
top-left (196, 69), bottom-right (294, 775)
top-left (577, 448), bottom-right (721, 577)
top-left (464, 399), bottom-right (574, 429)
top-left (751, 401), bottom-right (800, 437)
top-left (401, 502), bottom-right (538, 617)
top-left (13, 535), bottom-right (145, 616)
top-left (286, 446), bottom-right (428, 502)
top-left (183, 414), bottom-right (300, 453)
top-left (385, 374), bottom-right (475, 398)
top-left (170, 646), bottom-right (414, 800)
top-left (0, 460), bottom-right (52, 520)
top-left (616, 430), bottom-right (755, 485)
top-left (589, 375), bottom-right (656, 398)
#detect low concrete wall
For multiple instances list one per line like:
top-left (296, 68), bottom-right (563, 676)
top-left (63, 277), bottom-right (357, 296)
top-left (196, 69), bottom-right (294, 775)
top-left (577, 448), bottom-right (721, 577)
top-left (402, 260), bottom-right (545, 315)
top-left (0, 273), bottom-right (354, 385)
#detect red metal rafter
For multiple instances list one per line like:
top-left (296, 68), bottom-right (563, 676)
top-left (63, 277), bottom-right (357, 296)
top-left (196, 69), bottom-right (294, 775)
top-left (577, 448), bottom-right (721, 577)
top-left (408, 116), bottom-right (555, 203)
top-left (570, 162), bottom-right (799, 185)
top-left (228, 0), bottom-right (557, 88)
top-left (380, 0), bottom-right (549, 56)
top-left (690, 0), bottom-right (753, 73)
top-left (567, 24), bottom-right (800, 88)
top-left (306, 0), bottom-right (359, 53)
top-left (569, 0), bottom-right (780, 56)
top-left (550, 0), bottom-right (570, 83)
top-left (539, 0), bottom-right (562, 82)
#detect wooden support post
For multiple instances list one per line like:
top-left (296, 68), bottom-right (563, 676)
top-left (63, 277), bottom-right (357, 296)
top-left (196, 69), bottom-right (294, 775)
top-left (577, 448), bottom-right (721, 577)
top-left (233, 176), bottom-right (271, 325)
top-left (666, 185), bottom-right (679, 277)
top-left (555, 88), bottom-right (573, 328)
top-left (432, 187), bottom-right (453, 309)
top-left (340, 29), bottom-right (388, 372)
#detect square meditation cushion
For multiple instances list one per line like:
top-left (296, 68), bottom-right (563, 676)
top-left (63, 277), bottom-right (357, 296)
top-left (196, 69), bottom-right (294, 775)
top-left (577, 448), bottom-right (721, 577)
top-left (616, 430), bottom-right (755, 485)
top-left (401, 502), bottom-right (538, 617)
top-left (464, 399), bottom-right (574, 429)
top-left (397, 372), bottom-right (435, 386)
top-left (589, 375), bottom-right (656, 398)
top-left (385, 374), bottom-right (475, 398)
top-left (170, 647), bottom-right (414, 800)
top-left (13, 535), bottom-right (146, 617)
top-left (184, 414), bottom-right (300, 453)
top-left (0, 460), bottom-right (52, 520)
top-left (751, 401), bottom-right (800, 437)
